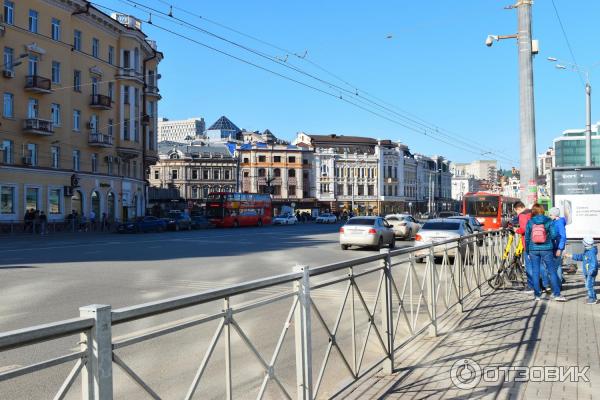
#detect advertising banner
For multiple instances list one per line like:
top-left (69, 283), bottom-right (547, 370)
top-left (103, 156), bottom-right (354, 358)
top-left (552, 167), bottom-right (600, 239)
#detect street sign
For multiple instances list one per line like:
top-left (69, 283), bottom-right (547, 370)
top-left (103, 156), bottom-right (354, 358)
top-left (552, 167), bottom-right (600, 239)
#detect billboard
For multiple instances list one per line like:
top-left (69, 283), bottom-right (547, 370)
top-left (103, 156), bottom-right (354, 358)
top-left (552, 167), bottom-right (600, 239)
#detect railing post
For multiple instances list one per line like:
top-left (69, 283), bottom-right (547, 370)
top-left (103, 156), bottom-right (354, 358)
top-left (428, 248), bottom-right (437, 337)
top-left (294, 265), bottom-right (313, 400)
top-left (455, 246), bottom-right (463, 313)
top-left (475, 237), bottom-right (483, 297)
top-left (79, 305), bottom-right (113, 400)
top-left (379, 249), bottom-right (394, 374)
top-left (223, 297), bottom-right (233, 400)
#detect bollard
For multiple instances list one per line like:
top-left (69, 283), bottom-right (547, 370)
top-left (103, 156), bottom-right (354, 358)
top-left (80, 305), bottom-right (113, 400)
top-left (379, 248), bottom-right (394, 374)
top-left (293, 265), bottom-right (313, 400)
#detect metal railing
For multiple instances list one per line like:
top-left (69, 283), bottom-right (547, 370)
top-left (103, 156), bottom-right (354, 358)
top-left (23, 118), bottom-right (54, 134)
top-left (88, 132), bottom-right (114, 146)
top-left (0, 230), bottom-right (508, 399)
top-left (90, 94), bottom-right (112, 109)
top-left (24, 75), bottom-right (52, 92)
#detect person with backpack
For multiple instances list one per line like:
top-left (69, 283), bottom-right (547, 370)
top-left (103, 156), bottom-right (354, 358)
top-left (549, 207), bottom-right (567, 287)
top-left (564, 236), bottom-right (598, 304)
top-left (525, 204), bottom-right (566, 302)
top-left (514, 201), bottom-right (533, 293)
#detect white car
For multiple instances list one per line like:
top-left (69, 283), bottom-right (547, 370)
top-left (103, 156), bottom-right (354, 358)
top-left (273, 214), bottom-right (298, 225)
top-left (316, 213), bottom-right (337, 223)
top-left (414, 219), bottom-right (474, 262)
top-left (340, 217), bottom-right (395, 250)
top-left (385, 214), bottom-right (421, 240)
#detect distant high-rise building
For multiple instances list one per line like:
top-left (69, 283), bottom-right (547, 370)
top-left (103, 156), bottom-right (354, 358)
top-left (157, 117), bottom-right (205, 142)
top-left (205, 116), bottom-right (241, 141)
top-left (553, 123), bottom-right (600, 167)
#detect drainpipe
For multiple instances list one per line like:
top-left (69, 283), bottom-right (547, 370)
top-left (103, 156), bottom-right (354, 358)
top-left (142, 50), bottom-right (158, 213)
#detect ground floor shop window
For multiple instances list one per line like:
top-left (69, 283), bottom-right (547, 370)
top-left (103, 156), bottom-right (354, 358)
top-left (91, 191), bottom-right (100, 216)
top-left (0, 185), bottom-right (15, 214)
top-left (49, 188), bottom-right (61, 214)
top-left (107, 192), bottom-right (115, 220)
top-left (25, 187), bottom-right (39, 211)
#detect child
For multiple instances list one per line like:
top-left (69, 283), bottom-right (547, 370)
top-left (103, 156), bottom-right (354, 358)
top-left (565, 236), bottom-right (598, 305)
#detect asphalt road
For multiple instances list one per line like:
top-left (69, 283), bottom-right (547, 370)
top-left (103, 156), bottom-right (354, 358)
top-left (0, 223), bottom-right (418, 399)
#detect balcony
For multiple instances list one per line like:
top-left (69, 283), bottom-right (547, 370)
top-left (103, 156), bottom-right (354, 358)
top-left (145, 85), bottom-right (161, 98)
top-left (23, 118), bottom-right (54, 136)
top-left (24, 75), bottom-right (52, 93)
top-left (90, 94), bottom-right (112, 110)
top-left (88, 132), bottom-right (114, 147)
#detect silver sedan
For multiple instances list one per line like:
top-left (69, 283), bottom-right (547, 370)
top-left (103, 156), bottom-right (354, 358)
top-left (340, 217), bottom-right (396, 250)
top-left (385, 214), bottom-right (421, 240)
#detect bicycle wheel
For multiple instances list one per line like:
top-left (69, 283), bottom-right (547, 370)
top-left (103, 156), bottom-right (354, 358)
top-left (488, 271), bottom-right (507, 290)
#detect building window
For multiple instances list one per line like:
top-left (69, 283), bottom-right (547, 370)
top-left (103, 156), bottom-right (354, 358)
top-left (28, 9), bottom-right (38, 33)
top-left (107, 158), bottom-right (113, 175)
top-left (171, 169), bottom-right (178, 179)
top-left (91, 77), bottom-right (98, 96)
top-left (288, 156), bottom-right (296, 163)
top-left (3, 93), bottom-right (13, 118)
top-left (73, 30), bottom-right (82, 51)
top-left (51, 18), bottom-right (61, 41)
top-left (123, 119), bottom-right (130, 140)
top-left (108, 46), bottom-right (115, 65)
top-left (243, 157), bottom-right (249, 163)
top-left (191, 187), bottom-right (198, 199)
top-left (289, 185), bottom-right (296, 196)
top-left (243, 171), bottom-right (249, 177)
top-left (89, 115), bottom-right (98, 133)
top-left (91, 153), bottom-right (98, 173)
top-left (154, 170), bottom-right (159, 179)
top-left (224, 170), bottom-right (231, 180)
top-left (51, 61), bottom-right (61, 84)
top-left (368, 185), bottom-right (374, 196)
top-left (25, 187), bottom-right (39, 211)
top-left (273, 168), bottom-right (281, 177)
top-left (107, 119), bottom-right (113, 136)
top-left (192, 169), bottom-right (199, 180)
top-left (28, 55), bottom-right (38, 76)
top-left (92, 38), bottom-right (99, 58)
top-left (289, 169), bottom-right (296, 178)
top-left (133, 47), bottom-right (140, 72)
top-left (3, 1), bottom-right (14, 25)
top-left (27, 143), bottom-right (37, 166)
top-left (73, 110), bottom-right (81, 132)
top-left (123, 86), bottom-right (129, 104)
top-left (258, 155), bottom-right (266, 162)
top-left (132, 160), bottom-right (137, 178)
top-left (134, 120), bottom-right (139, 142)
top-left (2, 139), bottom-right (13, 164)
top-left (258, 168), bottom-right (266, 177)
top-left (51, 103), bottom-right (61, 126)
top-left (51, 146), bottom-right (60, 169)
top-left (134, 87), bottom-right (139, 108)
top-left (108, 82), bottom-right (114, 100)
top-left (214, 169), bottom-right (220, 180)
top-left (148, 101), bottom-right (154, 117)
top-left (0, 185), bottom-right (15, 214)
top-left (203, 169), bottom-right (209, 179)
top-left (73, 70), bottom-right (81, 91)
top-left (358, 185), bottom-right (364, 196)
top-left (123, 50), bottom-right (130, 69)
top-left (336, 184), bottom-right (343, 194)
top-left (72, 150), bottom-right (80, 171)
top-left (347, 184), bottom-right (353, 195)
top-left (274, 156), bottom-right (281, 163)
top-left (48, 188), bottom-right (61, 214)
top-left (3, 47), bottom-right (13, 72)
top-left (27, 98), bottom-right (38, 118)
top-left (320, 184), bottom-right (329, 193)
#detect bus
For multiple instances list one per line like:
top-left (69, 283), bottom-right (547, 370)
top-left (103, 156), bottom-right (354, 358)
top-left (206, 192), bottom-right (272, 228)
top-left (462, 192), bottom-right (520, 230)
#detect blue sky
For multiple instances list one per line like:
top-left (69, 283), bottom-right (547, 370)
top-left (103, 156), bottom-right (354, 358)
top-left (96, 0), bottom-right (599, 167)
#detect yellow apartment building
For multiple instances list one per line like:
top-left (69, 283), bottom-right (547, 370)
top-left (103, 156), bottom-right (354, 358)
top-left (0, 0), bottom-right (162, 224)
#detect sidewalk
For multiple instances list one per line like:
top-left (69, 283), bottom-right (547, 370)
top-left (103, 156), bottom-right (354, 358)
top-left (348, 270), bottom-right (600, 400)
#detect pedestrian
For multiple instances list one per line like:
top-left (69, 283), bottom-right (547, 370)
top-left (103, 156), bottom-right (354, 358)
top-left (89, 210), bottom-right (96, 231)
top-left (549, 207), bottom-right (567, 287)
top-left (525, 203), bottom-right (566, 302)
top-left (23, 209), bottom-right (33, 233)
top-left (33, 210), bottom-right (40, 234)
top-left (39, 211), bottom-right (47, 235)
top-left (101, 212), bottom-right (108, 232)
top-left (514, 201), bottom-right (533, 293)
top-left (564, 236), bottom-right (598, 304)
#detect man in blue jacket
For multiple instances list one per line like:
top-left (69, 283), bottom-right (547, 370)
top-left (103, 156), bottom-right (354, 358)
top-left (565, 236), bottom-right (598, 304)
top-left (549, 207), bottom-right (567, 287)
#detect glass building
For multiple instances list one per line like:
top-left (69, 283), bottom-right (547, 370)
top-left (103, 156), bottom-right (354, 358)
top-left (553, 126), bottom-right (600, 167)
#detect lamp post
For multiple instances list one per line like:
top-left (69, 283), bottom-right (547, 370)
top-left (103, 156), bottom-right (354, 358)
top-left (547, 57), bottom-right (595, 167)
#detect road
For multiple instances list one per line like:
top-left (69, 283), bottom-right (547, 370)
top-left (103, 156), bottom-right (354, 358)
top-left (0, 223), bottom-right (419, 399)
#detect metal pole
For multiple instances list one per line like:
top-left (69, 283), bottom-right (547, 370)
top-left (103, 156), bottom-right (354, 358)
top-left (379, 248), bottom-right (394, 374)
top-left (80, 305), bottom-right (113, 400)
top-left (293, 265), bottom-right (313, 400)
top-left (586, 83), bottom-right (592, 166)
top-left (517, 0), bottom-right (537, 205)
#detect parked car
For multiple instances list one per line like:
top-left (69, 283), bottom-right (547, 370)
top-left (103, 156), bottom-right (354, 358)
top-left (191, 215), bottom-right (213, 230)
top-left (448, 215), bottom-right (484, 233)
top-left (163, 212), bottom-right (192, 231)
top-left (117, 216), bottom-right (166, 233)
top-left (414, 219), bottom-right (473, 262)
top-left (438, 211), bottom-right (462, 218)
top-left (273, 214), bottom-right (298, 225)
top-left (316, 213), bottom-right (337, 224)
top-left (385, 214), bottom-right (421, 240)
top-left (340, 216), bottom-right (395, 250)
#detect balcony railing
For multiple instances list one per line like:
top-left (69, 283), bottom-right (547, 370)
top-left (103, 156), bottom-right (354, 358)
top-left (90, 94), bottom-right (112, 110)
top-left (88, 132), bottom-right (114, 147)
top-left (145, 85), bottom-right (160, 96)
top-left (23, 118), bottom-right (54, 136)
top-left (24, 75), bottom-right (52, 93)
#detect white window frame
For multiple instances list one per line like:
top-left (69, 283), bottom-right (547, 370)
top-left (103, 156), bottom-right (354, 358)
top-left (73, 109), bottom-right (81, 132)
top-left (92, 38), bottom-right (99, 58)
top-left (72, 149), bottom-right (80, 171)
top-left (1, 139), bottom-right (13, 164)
top-left (47, 186), bottom-right (64, 220)
top-left (23, 185), bottom-right (42, 213)
top-left (3, 92), bottom-right (13, 118)
top-left (28, 9), bottom-right (38, 33)
top-left (0, 183), bottom-right (17, 219)
top-left (51, 18), bottom-right (61, 41)
top-left (51, 103), bottom-right (61, 126)
top-left (108, 46), bottom-right (115, 65)
top-left (3, 47), bottom-right (14, 72)
top-left (73, 30), bottom-right (82, 51)
top-left (51, 145), bottom-right (60, 169)
top-left (3, 1), bottom-right (14, 25)
top-left (51, 61), bottom-right (61, 84)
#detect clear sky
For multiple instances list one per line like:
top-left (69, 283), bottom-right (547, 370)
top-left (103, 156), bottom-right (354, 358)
top-left (96, 0), bottom-right (599, 167)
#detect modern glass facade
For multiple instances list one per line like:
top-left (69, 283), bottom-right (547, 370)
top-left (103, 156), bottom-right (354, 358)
top-left (554, 134), bottom-right (600, 167)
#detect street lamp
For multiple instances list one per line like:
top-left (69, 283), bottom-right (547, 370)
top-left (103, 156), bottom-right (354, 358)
top-left (547, 57), bottom-right (595, 167)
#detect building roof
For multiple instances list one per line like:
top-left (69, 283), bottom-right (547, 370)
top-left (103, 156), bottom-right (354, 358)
top-left (157, 141), bottom-right (233, 158)
top-left (308, 134), bottom-right (378, 145)
top-left (207, 116), bottom-right (241, 133)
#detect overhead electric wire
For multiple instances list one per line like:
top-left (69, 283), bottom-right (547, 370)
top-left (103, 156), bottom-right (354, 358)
top-left (550, 0), bottom-right (586, 87)
top-left (147, 0), bottom-right (503, 157)
top-left (92, 2), bottom-right (516, 162)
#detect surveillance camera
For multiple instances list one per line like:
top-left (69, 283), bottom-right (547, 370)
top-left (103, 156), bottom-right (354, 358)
top-left (485, 35), bottom-right (495, 47)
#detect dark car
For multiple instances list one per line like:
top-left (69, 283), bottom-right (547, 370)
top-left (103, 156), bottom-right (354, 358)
top-left (191, 215), bottom-right (213, 230)
top-left (117, 216), bottom-right (167, 233)
top-left (163, 212), bottom-right (192, 231)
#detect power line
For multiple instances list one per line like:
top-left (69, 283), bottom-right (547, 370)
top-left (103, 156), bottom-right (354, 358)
top-left (92, 2), bottom-right (517, 163)
top-left (550, 0), bottom-right (586, 87)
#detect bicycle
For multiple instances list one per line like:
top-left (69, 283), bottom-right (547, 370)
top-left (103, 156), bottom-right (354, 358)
top-left (488, 229), bottom-right (527, 290)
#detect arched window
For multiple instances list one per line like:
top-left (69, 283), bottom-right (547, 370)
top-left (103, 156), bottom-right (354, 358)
top-left (273, 168), bottom-right (281, 177)
top-left (169, 152), bottom-right (180, 159)
top-left (258, 168), bottom-right (266, 177)
top-left (288, 169), bottom-right (296, 178)
top-left (321, 164), bottom-right (329, 176)
top-left (107, 192), bottom-right (115, 220)
top-left (91, 191), bottom-right (100, 216)
top-left (72, 190), bottom-right (83, 216)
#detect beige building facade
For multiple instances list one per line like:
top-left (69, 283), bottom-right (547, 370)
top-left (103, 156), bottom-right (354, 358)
top-left (0, 1), bottom-right (161, 223)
